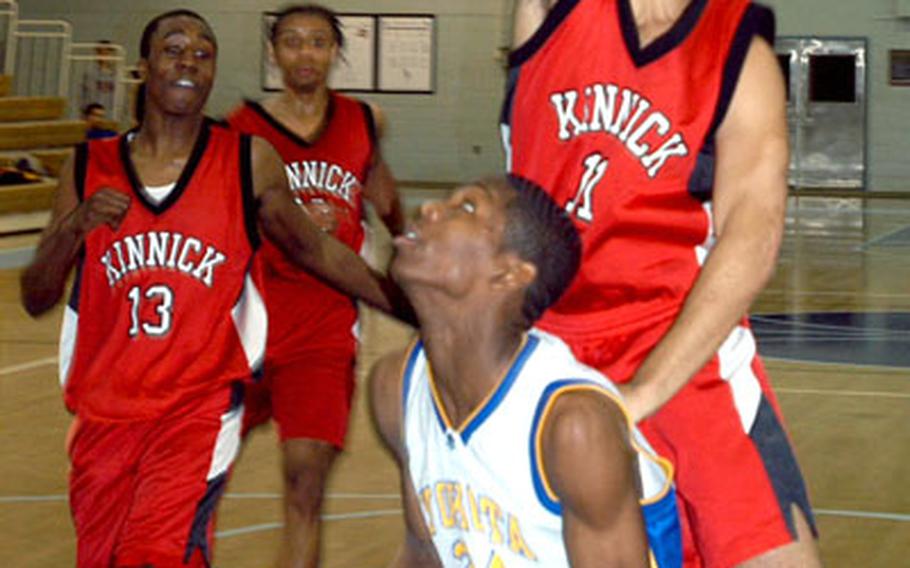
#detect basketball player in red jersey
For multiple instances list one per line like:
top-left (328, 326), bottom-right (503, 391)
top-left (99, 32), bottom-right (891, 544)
top-left (226, 5), bottom-right (404, 567)
top-left (502, 1), bottom-right (821, 566)
top-left (20, 10), bottom-right (401, 567)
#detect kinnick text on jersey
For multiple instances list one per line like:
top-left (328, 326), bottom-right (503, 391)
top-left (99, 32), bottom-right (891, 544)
top-left (284, 159), bottom-right (362, 205)
top-left (549, 83), bottom-right (689, 178)
top-left (100, 231), bottom-right (228, 288)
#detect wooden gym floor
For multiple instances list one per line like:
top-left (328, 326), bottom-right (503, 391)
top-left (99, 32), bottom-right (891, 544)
top-left (0, 192), bottom-right (908, 567)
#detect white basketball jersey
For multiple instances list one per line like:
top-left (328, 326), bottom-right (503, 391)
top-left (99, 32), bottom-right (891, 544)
top-left (401, 328), bottom-right (681, 568)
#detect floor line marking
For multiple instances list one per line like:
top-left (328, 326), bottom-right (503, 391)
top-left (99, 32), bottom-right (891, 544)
top-left (815, 508), bottom-right (910, 523)
top-left (0, 492), bottom-right (401, 504)
top-left (0, 495), bottom-right (66, 503)
top-left (223, 492), bottom-right (399, 500)
top-left (763, 355), bottom-right (910, 371)
top-left (759, 290), bottom-right (910, 299)
top-left (0, 356), bottom-right (57, 377)
top-left (4, 498), bottom-right (909, 525)
top-left (215, 509), bottom-right (402, 539)
top-left (776, 388), bottom-right (910, 399)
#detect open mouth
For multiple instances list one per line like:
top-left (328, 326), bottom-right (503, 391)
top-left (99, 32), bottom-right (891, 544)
top-left (173, 78), bottom-right (197, 89)
top-left (393, 226), bottom-right (420, 248)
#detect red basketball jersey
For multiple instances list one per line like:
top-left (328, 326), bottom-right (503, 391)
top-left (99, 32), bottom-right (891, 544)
top-left (502, 0), bottom-right (774, 334)
top-left (61, 121), bottom-right (267, 421)
top-left (227, 93), bottom-right (375, 254)
top-left (227, 94), bottom-right (376, 350)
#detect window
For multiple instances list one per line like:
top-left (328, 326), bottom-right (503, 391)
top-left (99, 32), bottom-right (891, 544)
top-left (889, 50), bottom-right (910, 86)
top-left (809, 54), bottom-right (856, 103)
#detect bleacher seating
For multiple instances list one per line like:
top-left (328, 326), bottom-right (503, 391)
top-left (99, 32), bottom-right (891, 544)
top-left (0, 89), bottom-right (83, 218)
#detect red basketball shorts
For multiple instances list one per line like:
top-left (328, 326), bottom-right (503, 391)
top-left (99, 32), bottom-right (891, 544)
top-left (67, 383), bottom-right (243, 568)
top-left (550, 314), bottom-right (817, 568)
top-left (243, 321), bottom-right (357, 448)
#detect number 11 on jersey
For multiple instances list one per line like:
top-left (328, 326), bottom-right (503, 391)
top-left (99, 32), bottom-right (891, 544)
top-left (565, 152), bottom-right (609, 223)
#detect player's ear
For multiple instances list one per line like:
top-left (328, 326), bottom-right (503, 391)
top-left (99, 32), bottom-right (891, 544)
top-left (491, 252), bottom-right (536, 293)
top-left (136, 59), bottom-right (149, 83)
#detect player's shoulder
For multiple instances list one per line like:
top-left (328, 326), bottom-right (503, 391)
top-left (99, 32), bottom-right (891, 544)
top-left (333, 92), bottom-right (383, 126)
top-left (369, 342), bottom-right (417, 452)
top-left (224, 98), bottom-right (271, 129)
top-left (371, 340), bottom-right (421, 403)
top-left (540, 384), bottom-right (633, 492)
top-left (372, 345), bottom-right (411, 384)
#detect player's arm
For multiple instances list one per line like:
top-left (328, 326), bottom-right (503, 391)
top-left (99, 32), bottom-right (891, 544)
top-left (542, 390), bottom-right (650, 567)
top-left (512, 0), bottom-right (557, 48)
top-left (362, 103), bottom-right (404, 237)
top-left (20, 152), bottom-right (130, 316)
top-left (368, 351), bottom-right (442, 568)
top-left (251, 136), bottom-right (409, 317)
top-left (622, 36), bottom-right (788, 421)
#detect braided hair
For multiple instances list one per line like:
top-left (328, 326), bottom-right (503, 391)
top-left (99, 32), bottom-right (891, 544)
top-left (485, 175), bottom-right (582, 329)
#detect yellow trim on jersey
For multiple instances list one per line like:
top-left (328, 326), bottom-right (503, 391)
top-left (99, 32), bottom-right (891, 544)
top-left (399, 336), bottom-right (423, 443)
top-left (400, 337), bottom-right (422, 382)
top-left (426, 334), bottom-right (529, 433)
top-left (533, 384), bottom-right (675, 506)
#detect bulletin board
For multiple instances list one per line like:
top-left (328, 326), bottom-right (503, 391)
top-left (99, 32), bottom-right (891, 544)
top-left (377, 15), bottom-right (435, 94)
top-left (329, 15), bottom-right (376, 92)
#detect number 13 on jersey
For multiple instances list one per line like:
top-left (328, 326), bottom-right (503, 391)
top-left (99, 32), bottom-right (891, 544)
top-left (127, 284), bottom-right (175, 337)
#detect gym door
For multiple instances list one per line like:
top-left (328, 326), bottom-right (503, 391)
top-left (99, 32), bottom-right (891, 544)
top-left (777, 37), bottom-right (867, 189)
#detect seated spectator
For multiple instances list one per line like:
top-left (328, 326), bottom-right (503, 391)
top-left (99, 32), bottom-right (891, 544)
top-left (82, 103), bottom-right (118, 139)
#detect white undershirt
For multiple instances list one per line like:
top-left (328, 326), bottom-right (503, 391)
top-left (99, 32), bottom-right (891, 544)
top-left (144, 182), bottom-right (176, 204)
top-left (126, 132), bottom-right (178, 204)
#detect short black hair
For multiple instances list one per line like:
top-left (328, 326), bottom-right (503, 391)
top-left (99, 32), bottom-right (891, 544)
top-left (485, 175), bottom-right (582, 329)
top-left (269, 4), bottom-right (344, 49)
top-left (139, 9), bottom-right (214, 59)
top-left (82, 102), bottom-right (105, 117)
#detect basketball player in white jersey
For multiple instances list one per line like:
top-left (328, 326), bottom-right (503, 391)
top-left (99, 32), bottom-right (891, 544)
top-left (370, 175), bottom-right (682, 567)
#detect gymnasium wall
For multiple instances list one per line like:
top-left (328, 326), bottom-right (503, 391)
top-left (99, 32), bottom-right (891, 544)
top-left (19, 0), bottom-right (511, 184)
top-left (20, 0), bottom-right (910, 191)
top-left (765, 0), bottom-right (910, 191)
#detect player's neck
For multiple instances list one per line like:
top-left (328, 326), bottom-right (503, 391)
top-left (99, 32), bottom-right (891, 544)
top-left (420, 310), bottom-right (525, 427)
top-left (279, 86), bottom-right (330, 119)
top-left (629, 0), bottom-right (690, 47)
top-left (266, 88), bottom-right (331, 141)
top-left (132, 111), bottom-right (205, 159)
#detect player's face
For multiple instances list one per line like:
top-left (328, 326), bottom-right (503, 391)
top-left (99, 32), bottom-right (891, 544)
top-left (271, 13), bottom-right (338, 93)
top-left (141, 16), bottom-right (216, 117)
top-left (86, 107), bottom-right (106, 128)
top-left (391, 183), bottom-right (512, 297)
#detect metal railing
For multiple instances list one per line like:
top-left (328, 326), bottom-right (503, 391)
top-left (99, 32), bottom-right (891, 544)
top-left (0, 0), bottom-right (17, 77)
top-left (68, 41), bottom-right (126, 122)
top-left (13, 19), bottom-right (72, 98)
top-left (116, 64), bottom-right (142, 128)
top-left (3, 0), bottom-right (133, 126)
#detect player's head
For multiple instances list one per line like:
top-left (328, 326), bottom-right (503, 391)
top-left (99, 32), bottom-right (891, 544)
top-left (496, 175), bottom-right (582, 327)
top-left (82, 102), bottom-right (106, 127)
top-left (268, 4), bottom-right (342, 93)
top-left (135, 10), bottom-right (217, 122)
top-left (392, 175), bottom-right (581, 330)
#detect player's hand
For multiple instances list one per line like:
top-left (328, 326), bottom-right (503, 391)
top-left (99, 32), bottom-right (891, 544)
top-left (71, 188), bottom-right (131, 234)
